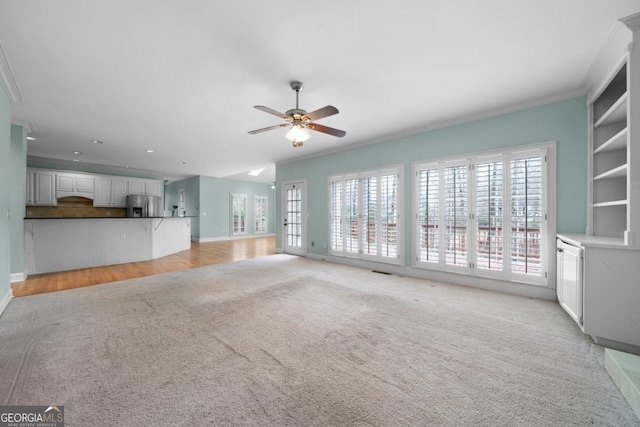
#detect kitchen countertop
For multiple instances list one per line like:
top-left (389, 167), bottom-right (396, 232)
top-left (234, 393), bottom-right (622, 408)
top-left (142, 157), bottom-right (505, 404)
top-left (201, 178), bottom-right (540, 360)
top-left (24, 216), bottom-right (197, 219)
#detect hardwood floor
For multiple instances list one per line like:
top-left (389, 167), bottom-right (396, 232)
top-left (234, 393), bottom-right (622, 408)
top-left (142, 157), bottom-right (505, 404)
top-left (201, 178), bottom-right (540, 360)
top-left (11, 236), bottom-right (276, 297)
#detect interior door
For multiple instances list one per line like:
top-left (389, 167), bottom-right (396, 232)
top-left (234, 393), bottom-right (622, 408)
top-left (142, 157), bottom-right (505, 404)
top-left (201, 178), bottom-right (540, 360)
top-left (283, 182), bottom-right (305, 255)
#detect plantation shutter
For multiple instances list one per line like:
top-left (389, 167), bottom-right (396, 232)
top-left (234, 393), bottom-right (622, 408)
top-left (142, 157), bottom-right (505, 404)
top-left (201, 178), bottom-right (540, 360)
top-left (475, 159), bottom-right (504, 271)
top-left (380, 172), bottom-right (399, 258)
top-left (345, 178), bottom-right (360, 254)
top-left (510, 155), bottom-right (544, 276)
top-left (362, 176), bottom-right (377, 255)
top-left (443, 164), bottom-right (468, 267)
top-left (417, 167), bottom-right (440, 263)
top-left (328, 166), bottom-right (402, 264)
top-left (329, 180), bottom-right (343, 251)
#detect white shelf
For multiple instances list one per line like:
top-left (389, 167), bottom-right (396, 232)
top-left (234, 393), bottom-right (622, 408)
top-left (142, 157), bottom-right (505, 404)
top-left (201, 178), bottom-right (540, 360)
top-left (595, 92), bottom-right (628, 127)
top-left (593, 199), bottom-right (627, 207)
top-left (594, 128), bottom-right (628, 154)
top-left (594, 164), bottom-right (628, 180)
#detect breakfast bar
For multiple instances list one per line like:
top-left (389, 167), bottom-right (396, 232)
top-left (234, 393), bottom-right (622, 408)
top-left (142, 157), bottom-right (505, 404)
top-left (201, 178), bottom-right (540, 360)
top-left (24, 217), bottom-right (192, 275)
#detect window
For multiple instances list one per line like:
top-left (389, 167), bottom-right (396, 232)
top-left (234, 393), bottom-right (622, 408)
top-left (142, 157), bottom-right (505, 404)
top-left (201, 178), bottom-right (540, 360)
top-left (254, 195), bottom-right (268, 234)
top-left (415, 146), bottom-right (550, 285)
top-left (329, 165), bottom-right (402, 264)
top-left (231, 193), bottom-right (247, 235)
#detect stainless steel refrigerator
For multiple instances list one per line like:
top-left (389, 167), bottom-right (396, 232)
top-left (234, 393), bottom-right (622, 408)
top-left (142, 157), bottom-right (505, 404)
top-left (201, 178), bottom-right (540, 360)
top-left (126, 195), bottom-right (163, 217)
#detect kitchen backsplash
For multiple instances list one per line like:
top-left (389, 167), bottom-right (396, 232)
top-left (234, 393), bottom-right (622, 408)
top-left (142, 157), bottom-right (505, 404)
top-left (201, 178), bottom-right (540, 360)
top-left (26, 196), bottom-right (126, 218)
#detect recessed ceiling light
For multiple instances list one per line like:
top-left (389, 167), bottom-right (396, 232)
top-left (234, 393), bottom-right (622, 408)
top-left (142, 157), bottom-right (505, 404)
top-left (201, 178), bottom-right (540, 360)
top-left (26, 136), bottom-right (35, 141)
top-left (91, 139), bottom-right (103, 144)
top-left (248, 167), bottom-right (266, 176)
top-left (73, 151), bottom-right (82, 155)
top-left (145, 149), bottom-right (154, 153)
top-left (72, 159), bottom-right (81, 162)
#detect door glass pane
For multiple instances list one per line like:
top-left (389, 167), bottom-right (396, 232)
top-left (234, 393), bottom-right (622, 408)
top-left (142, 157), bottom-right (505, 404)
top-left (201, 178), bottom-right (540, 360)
top-left (286, 187), bottom-right (302, 248)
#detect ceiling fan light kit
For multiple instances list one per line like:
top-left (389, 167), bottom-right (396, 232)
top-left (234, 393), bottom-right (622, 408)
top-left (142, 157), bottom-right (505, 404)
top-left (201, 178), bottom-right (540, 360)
top-left (249, 81), bottom-right (346, 148)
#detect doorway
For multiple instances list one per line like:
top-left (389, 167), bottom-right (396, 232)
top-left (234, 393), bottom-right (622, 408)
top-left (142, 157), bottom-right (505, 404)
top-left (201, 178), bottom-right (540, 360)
top-left (282, 181), bottom-right (306, 255)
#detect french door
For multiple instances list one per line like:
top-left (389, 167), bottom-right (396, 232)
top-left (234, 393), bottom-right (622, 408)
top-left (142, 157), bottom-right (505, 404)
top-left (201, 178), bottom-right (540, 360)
top-left (282, 181), bottom-right (306, 255)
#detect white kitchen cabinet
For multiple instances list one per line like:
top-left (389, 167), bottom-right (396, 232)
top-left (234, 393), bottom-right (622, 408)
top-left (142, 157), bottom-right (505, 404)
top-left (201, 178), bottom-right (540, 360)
top-left (26, 169), bottom-right (56, 206)
top-left (144, 179), bottom-right (162, 197)
top-left (56, 172), bottom-right (95, 199)
top-left (127, 178), bottom-right (162, 197)
top-left (127, 178), bottom-right (145, 195)
top-left (95, 177), bottom-right (127, 207)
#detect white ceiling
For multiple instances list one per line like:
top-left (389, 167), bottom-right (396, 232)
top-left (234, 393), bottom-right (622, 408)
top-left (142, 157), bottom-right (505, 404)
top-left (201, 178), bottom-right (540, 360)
top-left (1, 1), bottom-right (639, 183)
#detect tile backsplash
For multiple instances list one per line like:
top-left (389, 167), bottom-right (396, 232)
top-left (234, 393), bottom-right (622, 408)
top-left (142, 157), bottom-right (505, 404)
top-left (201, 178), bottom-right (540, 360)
top-left (26, 196), bottom-right (126, 218)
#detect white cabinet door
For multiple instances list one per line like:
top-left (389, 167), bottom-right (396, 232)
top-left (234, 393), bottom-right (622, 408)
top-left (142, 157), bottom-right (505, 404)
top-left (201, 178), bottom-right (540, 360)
top-left (56, 173), bottom-right (75, 192)
top-left (127, 179), bottom-right (145, 195)
top-left (557, 239), bottom-right (583, 327)
top-left (111, 178), bottom-right (127, 207)
top-left (26, 171), bottom-right (33, 205)
top-left (76, 175), bottom-right (95, 194)
top-left (144, 179), bottom-right (162, 197)
top-left (57, 172), bottom-right (95, 196)
top-left (94, 177), bottom-right (112, 206)
top-left (34, 171), bottom-right (56, 205)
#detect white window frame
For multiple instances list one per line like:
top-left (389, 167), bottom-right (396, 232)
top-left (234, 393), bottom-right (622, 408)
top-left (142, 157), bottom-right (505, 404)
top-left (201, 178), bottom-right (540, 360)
top-left (254, 194), bottom-right (268, 234)
top-left (413, 142), bottom-right (555, 286)
top-left (230, 193), bottom-right (248, 236)
top-left (329, 164), bottom-right (404, 265)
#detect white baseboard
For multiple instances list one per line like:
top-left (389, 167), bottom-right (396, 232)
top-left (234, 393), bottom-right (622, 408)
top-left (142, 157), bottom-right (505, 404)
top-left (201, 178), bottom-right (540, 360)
top-left (0, 288), bottom-right (13, 318)
top-left (195, 233), bottom-right (275, 243)
top-left (10, 272), bottom-right (26, 283)
top-left (304, 253), bottom-right (556, 301)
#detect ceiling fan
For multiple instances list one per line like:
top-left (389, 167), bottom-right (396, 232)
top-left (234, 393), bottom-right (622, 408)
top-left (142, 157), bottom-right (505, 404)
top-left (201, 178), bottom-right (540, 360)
top-left (248, 81), bottom-right (346, 147)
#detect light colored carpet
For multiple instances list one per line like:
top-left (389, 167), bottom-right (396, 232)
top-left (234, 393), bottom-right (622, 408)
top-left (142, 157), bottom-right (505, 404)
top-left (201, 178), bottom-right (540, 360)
top-left (0, 254), bottom-right (637, 426)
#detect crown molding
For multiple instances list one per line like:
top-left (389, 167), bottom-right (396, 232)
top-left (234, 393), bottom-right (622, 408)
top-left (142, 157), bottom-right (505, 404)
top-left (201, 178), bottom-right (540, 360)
top-left (0, 41), bottom-right (22, 103)
top-left (580, 21), bottom-right (631, 98)
top-left (620, 11), bottom-right (640, 32)
top-left (11, 119), bottom-right (35, 134)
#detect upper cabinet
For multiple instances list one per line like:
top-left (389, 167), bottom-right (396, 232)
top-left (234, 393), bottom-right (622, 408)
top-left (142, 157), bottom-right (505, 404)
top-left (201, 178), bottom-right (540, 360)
top-left (56, 172), bottom-right (95, 199)
top-left (127, 178), bottom-right (163, 197)
top-left (94, 176), bottom-right (127, 207)
top-left (26, 168), bottom-right (164, 208)
top-left (587, 12), bottom-right (640, 246)
top-left (26, 168), bottom-right (56, 206)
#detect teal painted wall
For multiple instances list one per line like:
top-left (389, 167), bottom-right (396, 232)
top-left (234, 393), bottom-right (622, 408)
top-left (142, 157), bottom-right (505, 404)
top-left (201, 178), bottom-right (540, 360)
top-left (10, 125), bottom-right (26, 275)
top-left (198, 176), bottom-right (274, 240)
top-left (276, 96), bottom-right (588, 256)
top-left (0, 86), bottom-right (11, 301)
top-left (165, 176), bottom-right (200, 238)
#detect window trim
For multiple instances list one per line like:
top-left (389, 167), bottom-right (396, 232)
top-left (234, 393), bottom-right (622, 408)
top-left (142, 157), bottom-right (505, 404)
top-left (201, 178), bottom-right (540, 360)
top-left (254, 194), bottom-right (269, 234)
top-left (230, 192), bottom-right (248, 236)
top-left (328, 164), bottom-right (404, 265)
top-left (412, 141), bottom-right (556, 287)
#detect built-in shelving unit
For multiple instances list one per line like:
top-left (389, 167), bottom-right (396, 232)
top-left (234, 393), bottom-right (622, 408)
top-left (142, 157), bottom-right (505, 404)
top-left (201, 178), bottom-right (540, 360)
top-left (590, 63), bottom-right (628, 240)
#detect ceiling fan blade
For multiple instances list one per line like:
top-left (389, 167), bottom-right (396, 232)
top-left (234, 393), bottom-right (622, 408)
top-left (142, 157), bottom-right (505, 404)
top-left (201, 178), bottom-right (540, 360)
top-left (254, 105), bottom-right (289, 119)
top-left (304, 105), bottom-right (339, 121)
top-left (307, 122), bottom-right (346, 138)
top-left (248, 123), bottom-right (289, 134)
